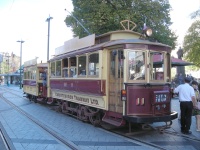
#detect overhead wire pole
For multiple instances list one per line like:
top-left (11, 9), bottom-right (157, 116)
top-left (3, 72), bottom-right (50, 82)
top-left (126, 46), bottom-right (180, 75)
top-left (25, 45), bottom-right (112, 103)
top-left (17, 40), bottom-right (24, 89)
top-left (46, 15), bottom-right (53, 61)
top-left (64, 9), bottom-right (91, 35)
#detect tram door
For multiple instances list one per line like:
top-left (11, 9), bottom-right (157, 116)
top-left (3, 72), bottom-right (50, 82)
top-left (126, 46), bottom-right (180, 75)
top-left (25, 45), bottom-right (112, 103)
top-left (108, 50), bottom-right (124, 113)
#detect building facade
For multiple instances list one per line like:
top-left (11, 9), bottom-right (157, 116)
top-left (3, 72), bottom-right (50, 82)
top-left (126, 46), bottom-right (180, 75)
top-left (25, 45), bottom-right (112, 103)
top-left (0, 52), bottom-right (21, 85)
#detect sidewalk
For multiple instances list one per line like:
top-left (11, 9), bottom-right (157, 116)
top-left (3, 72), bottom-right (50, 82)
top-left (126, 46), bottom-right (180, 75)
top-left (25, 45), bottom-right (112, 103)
top-left (170, 96), bottom-right (200, 138)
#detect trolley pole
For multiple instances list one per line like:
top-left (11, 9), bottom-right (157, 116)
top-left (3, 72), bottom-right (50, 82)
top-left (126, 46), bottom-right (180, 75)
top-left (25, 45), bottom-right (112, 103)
top-left (46, 15), bottom-right (53, 61)
top-left (17, 40), bottom-right (25, 89)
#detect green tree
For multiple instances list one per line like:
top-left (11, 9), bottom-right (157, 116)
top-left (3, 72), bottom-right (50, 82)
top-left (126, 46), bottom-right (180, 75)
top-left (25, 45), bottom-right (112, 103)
top-left (183, 20), bottom-right (200, 68)
top-left (65, 0), bottom-right (177, 49)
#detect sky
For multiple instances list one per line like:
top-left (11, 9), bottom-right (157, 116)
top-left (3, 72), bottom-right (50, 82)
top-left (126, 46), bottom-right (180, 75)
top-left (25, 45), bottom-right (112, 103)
top-left (0, 0), bottom-right (73, 63)
top-left (169, 0), bottom-right (200, 57)
top-left (0, 0), bottom-right (199, 63)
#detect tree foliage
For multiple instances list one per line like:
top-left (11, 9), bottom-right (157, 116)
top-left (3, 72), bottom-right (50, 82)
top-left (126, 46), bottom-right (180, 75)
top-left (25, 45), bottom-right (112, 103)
top-left (183, 20), bottom-right (200, 68)
top-left (65, 0), bottom-right (177, 49)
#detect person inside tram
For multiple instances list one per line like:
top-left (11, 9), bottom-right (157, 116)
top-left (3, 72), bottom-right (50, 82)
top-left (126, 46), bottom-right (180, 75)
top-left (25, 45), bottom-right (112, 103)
top-left (63, 69), bottom-right (68, 77)
top-left (130, 60), bottom-right (145, 80)
top-left (42, 70), bottom-right (47, 86)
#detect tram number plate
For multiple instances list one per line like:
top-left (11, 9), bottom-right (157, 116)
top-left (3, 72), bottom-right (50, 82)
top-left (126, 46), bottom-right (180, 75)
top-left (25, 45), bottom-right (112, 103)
top-left (155, 94), bottom-right (167, 102)
top-left (154, 91), bottom-right (169, 103)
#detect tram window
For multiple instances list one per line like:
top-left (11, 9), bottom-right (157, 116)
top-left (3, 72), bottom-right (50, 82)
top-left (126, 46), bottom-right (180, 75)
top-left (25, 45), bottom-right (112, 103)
top-left (39, 68), bottom-right (45, 80)
top-left (24, 72), bottom-right (27, 79)
top-left (166, 53), bottom-right (171, 82)
top-left (70, 57), bottom-right (76, 66)
top-left (88, 53), bottom-right (99, 76)
top-left (39, 72), bottom-right (43, 80)
top-left (150, 52), bottom-right (164, 81)
top-left (29, 70), bottom-right (32, 79)
top-left (70, 67), bottom-right (77, 77)
top-left (110, 50), bottom-right (116, 77)
top-left (31, 70), bottom-right (35, 79)
top-left (30, 70), bottom-right (33, 79)
top-left (63, 68), bottom-right (68, 77)
top-left (78, 55), bottom-right (86, 76)
top-left (24, 72), bottom-right (26, 79)
top-left (33, 70), bottom-right (36, 79)
top-left (27, 72), bottom-right (29, 79)
top-left (128, 51), bottom-right (145, 80)
top-left (51, 62), bottom-right (55, 76)
top-left (56, 61), bottom-right (61, 76)
top-left (110, 50), bottom-right (124, 78)
top-left (118, 50), bottom-right (124, 78)
top-left (63, 58), bottom-right (68, 68)
top-left (30, 68), bottom-right (35, 79)
top-left (69, 57), bottom-right (77, 77)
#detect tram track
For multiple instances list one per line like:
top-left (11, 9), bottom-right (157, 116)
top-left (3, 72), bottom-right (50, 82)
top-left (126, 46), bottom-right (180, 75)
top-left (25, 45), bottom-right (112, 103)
top-left (0, 90), bottom-right (79, 150)
top-left (0, 129), bottom-right (10, 150)
top-left (1, 87), bottom-right (200, 150)
top-left (0, 90), bottom-right (167, 150)
top-left (106, 123), bottom-right (200, 150)
top-left (162, 129), bottom-right (200, 142)
top-left (102, 124), bottom-right (168, 150)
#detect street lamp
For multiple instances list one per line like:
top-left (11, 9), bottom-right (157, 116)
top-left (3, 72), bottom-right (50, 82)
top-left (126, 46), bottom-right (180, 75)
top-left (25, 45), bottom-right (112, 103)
top-left (46, 15), bottom-right (53, 61)
top-left (17, 40), bottom-right (25, 89)
top-left (5, 54), bottom-right (10, 86)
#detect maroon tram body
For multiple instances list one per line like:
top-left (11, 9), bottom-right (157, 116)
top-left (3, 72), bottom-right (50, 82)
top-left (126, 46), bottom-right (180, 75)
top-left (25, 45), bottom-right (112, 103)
top-left (23, 21), bottom-right (177, 128)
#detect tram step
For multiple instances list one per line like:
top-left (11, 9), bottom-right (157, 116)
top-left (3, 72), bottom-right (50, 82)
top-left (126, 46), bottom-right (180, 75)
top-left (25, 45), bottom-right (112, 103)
top-left (47, 98), bottom-right (54, 105)
top-left (37, 98), bottom-right (43, 101)
top-left (102, 112), bottom-right (125, 127)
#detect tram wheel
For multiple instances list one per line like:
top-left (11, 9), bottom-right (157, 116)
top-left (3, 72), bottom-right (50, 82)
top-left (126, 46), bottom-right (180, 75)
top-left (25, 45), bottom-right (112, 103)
top-left (89, 113), bottom-right (101, 126)
top-left (33, 96), bottom-right (37, 103)
top-left (61, 102), bottom-right (68, 114)
top-left (77, 106), bottom-right (88, 121)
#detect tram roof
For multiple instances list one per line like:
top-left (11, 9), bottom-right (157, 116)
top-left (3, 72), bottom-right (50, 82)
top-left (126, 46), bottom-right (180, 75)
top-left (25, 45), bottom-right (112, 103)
top-left (50, 38), bottom-right (171, 62)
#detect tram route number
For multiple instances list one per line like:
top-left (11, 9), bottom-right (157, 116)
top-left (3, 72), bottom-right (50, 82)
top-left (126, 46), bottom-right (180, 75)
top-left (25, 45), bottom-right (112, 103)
top-left (155, 94), bottom-right (167, 103)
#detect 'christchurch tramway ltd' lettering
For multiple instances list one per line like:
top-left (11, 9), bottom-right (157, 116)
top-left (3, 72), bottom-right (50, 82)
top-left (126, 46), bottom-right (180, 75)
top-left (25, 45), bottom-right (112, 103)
top-left (54, 92), bottom-right (99, 105)
top-left (55, 93), bottom-right (73, 99)
top-left (74, 95), bottom-right (89, 103)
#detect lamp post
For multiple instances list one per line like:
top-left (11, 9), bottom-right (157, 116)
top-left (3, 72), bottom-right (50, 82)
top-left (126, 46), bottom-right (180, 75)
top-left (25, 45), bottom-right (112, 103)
top-left (17, 40), bottom-right (25, 89)
top-left (46, 15), bottom-right (53, 61)
top-left (5, 54), bottom-right (10, 86)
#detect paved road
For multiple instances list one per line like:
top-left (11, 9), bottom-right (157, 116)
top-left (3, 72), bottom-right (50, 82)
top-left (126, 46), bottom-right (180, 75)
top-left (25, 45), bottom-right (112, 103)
top-left (0, 85), bottom-right (199, 150)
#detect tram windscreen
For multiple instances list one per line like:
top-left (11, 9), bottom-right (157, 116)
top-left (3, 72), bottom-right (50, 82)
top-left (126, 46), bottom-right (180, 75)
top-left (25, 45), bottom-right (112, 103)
top-left (150, 52), bottom-right (164, 81)
top-left (129, 51), bottom-right (145, 80)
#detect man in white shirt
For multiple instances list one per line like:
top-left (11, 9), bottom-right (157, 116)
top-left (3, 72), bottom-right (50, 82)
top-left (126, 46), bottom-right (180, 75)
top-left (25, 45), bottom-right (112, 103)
top-left (174, 77), bottom-right (195, 134)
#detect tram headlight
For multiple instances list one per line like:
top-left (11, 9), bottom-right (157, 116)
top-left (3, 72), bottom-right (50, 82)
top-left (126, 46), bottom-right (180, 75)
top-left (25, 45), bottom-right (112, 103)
top-left (144, 28), bottom-right (152, 37)
top-left (121, 89), bottom-right (127, 101)
top-left (142, 23), bottom-right (153, 37)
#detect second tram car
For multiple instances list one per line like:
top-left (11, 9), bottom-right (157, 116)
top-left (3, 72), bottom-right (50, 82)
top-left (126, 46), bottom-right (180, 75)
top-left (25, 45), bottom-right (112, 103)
top-left (23, 20), bottom-right (178, 128)
top-left (23, 59), bottom-right (48, 102)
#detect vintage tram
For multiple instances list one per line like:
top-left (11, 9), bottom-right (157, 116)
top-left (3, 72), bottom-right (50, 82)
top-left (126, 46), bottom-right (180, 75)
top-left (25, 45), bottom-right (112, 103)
top-left (23, 20), bottom-right (178, 128)
top-left (23, 59), bottom-right (48, 102)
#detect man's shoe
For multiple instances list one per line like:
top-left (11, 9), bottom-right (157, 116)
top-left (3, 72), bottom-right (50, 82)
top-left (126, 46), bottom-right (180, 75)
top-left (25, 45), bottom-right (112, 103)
top-left (181, 128), bottom-right (185, 133)
top-left (184, 131), bottom-right (192, 135)
top-left (181, 130), bottom-right (185, 133)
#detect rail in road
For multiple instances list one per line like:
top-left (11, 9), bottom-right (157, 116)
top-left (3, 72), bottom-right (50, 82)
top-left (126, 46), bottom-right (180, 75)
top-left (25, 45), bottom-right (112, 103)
top-left (0, 129), bottom-right (9, 150)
